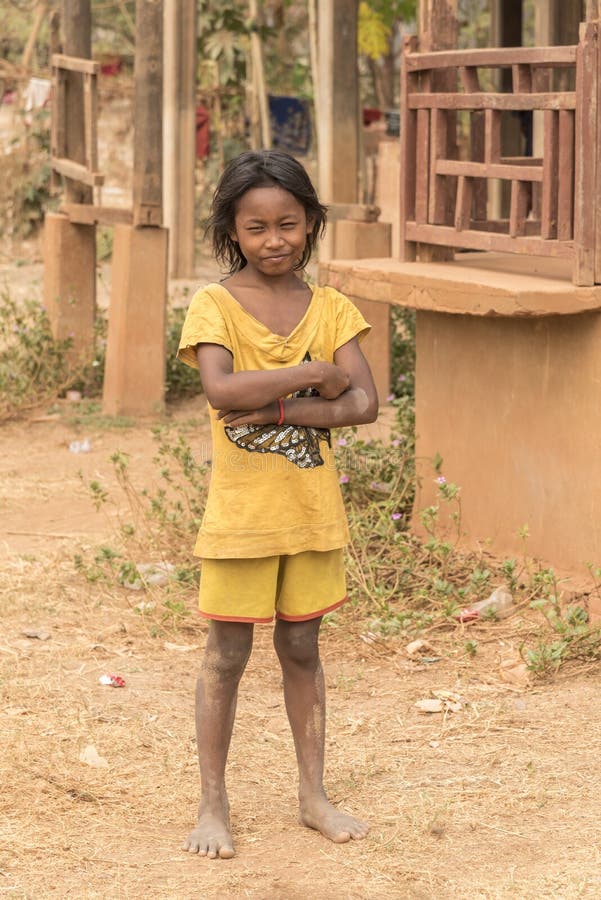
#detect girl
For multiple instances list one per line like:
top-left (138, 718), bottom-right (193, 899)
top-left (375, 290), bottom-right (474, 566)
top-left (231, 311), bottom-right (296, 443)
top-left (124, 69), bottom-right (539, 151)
top-left (177, 149), bottom-right (378, 859)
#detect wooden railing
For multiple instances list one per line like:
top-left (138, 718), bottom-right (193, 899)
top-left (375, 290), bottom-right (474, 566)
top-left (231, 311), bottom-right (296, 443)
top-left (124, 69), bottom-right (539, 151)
top-left (399, 23), bottom-right (600, 285)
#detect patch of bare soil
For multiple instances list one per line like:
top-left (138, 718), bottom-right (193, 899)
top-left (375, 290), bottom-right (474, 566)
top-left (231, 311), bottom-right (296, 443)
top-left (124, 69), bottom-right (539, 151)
top-left (2, 404), bottom-right (601, 899)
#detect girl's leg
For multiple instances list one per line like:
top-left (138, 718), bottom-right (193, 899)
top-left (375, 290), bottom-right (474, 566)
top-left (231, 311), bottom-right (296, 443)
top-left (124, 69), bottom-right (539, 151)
top-left (273, 617), bottom-right (369, 843)
top-left (183, 620), bottom-right (254, 858)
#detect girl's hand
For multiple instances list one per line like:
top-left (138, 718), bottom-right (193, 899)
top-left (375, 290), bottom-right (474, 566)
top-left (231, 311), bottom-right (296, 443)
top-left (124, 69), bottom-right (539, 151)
top-left (217, 401), bottom-right (279, 426)
top-left (309, 361), bottom-right (350, 400)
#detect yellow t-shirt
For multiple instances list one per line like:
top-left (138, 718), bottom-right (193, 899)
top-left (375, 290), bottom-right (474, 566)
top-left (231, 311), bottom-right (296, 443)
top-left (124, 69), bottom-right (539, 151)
top-left (177, 282), bottom-right (370, 559)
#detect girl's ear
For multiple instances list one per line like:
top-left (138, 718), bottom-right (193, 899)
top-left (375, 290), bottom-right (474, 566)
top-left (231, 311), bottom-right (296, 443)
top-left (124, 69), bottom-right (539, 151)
top-left (306, 215), bottom-right (314, 234)
top-left (228, 228), bottom-right (238, 243)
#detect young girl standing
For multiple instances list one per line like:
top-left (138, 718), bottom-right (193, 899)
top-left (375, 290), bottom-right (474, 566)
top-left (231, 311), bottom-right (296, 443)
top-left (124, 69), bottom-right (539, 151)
top-left (178, 149), bottom-right (378, 859)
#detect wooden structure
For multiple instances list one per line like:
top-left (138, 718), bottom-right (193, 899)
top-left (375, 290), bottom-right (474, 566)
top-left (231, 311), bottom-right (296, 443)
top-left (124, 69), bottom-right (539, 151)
top-left (43, 0), bottom-right (168, 416)
top-left (320, 1), bottom-right (601, 578)
top-left (399, 32), bottom-right (599, 285)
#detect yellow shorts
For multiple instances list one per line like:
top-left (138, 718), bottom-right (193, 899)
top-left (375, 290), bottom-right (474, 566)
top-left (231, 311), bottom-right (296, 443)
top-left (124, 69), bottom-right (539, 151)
top-left (198, 549), bottom-right (347, 623)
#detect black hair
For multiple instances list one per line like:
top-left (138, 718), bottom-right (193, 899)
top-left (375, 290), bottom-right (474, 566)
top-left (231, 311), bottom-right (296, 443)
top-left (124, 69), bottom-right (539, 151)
top-left (206, 149), bottom-right (328, 273)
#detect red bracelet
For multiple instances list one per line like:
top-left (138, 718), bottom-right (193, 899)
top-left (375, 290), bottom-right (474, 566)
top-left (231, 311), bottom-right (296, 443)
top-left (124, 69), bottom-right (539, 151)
top-left (277, 397), bottom-right (285, 426)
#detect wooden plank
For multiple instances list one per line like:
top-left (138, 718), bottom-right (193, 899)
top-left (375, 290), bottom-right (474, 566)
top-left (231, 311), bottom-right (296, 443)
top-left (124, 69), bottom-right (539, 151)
top-left (417, 1), bottom-right (456, 263)
top-left (405, 46), bottom-right (577, 71)
top-left (574, 21), bottom-right (597, 285)
top-left (60, 203), bottom-right (133, 225)
top-left (541, 110), bottom-right (559, 239)
top-left (557, 110), bottom-right (575, 241)
top-left (428, 107), bottom-right (451, 224)
top-left (399, 34), bottom-right (418, 260)
top-left (51, 156), bottom-right (104, 186)
top-left (512, 64), bottom-right (532, 93)
top-left (82, 72), bottom-right (95, 171)
top-left (454, 176), bottom-right (472, 230)
top-left (470, 218), bottom-right (541, 236)
top-left (596, 27), bottom-right (601, 283)
top-left (461, 66), bottom-right (486, 222)
top-left (484, 109), bottom-right (501, 163)
top-left (415, 108), bottom-right (430, 224)
top-left (501, 156), bottom-right (543, 165)
top-left (435, 159), bottom-right (543, 181)
top-left (409, 92), bottom-right (577, 111)
top-left (62, 2), bottom-right (93, 206)
top-left (405, 221), bottom-right (574, 257)
top-left (509, 181), bottom-right (530, 237)
top-left (133, 0), bottom-right (164, 226)
top-left (327, 203), bottom-right (381, 222)
top-left (51, 52), bottom-right (99, 75)
top-left (460, 66), bottom-right (480, 92)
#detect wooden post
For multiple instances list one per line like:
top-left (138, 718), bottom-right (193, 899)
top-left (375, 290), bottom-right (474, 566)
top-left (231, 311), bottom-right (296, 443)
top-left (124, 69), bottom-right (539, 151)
top-left (317, 0), bottom-right (359, 261)
top-left (62, 0), bottom-right (92, 205)
top-left (163, 0), bottom-right (196, 276)
top-left (417, 0), bottom-right (457, 263)
top-left (574, 21), bottom-right (597, 285)
top-left (586, 0), bottom-right (600, 20)
top-left (308, 0), bottom-right (319, 151)
top-left (249, 0), bottom-right (272, 149)
top-left (133, 0), bottom-right (163, 226)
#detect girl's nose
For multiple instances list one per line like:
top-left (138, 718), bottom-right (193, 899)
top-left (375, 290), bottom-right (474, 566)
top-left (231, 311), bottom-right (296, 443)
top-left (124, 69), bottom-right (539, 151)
top-left (265, 229), bottom-right (285, 246)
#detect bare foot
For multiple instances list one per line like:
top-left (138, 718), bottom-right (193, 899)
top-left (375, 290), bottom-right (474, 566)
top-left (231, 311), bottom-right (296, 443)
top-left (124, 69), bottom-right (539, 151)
top-left (300, 795), bottom-right (369, 843)
top-left (182, 805), bottom-right (235, 859)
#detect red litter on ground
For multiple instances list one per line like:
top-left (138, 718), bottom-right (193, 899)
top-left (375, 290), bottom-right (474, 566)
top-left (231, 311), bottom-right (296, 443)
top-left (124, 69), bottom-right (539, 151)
top-left (99, 674), bottom-right (126, 688)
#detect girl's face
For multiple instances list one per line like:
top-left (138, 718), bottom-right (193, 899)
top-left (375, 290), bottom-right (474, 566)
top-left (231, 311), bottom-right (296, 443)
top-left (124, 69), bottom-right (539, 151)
top-left (230, 185), bottom-right (313, 276)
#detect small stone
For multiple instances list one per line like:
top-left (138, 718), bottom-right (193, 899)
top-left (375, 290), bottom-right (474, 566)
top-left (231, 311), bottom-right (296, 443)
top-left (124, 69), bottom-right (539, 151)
top-left (22, 628), bottom-right (51, 641)
top-left (79, 745), bottom-right (108, 768)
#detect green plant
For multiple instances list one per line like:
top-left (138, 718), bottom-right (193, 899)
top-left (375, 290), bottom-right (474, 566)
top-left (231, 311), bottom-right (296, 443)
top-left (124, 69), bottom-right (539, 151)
top-left (165, 307), bottom-right (204, 401)
top-left (0, 108), bottom-right (56, 237)
top-left (390, 306), bottom-right (415, 400)
top-left (0, 291), bottom-right (74, 420)
top-left (524, 595), bottom-right (601, 676)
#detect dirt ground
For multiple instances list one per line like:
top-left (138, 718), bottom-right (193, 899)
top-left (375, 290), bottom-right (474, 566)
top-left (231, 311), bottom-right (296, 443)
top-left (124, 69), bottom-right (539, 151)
top-left (2, 389), bottom-right (601, 900)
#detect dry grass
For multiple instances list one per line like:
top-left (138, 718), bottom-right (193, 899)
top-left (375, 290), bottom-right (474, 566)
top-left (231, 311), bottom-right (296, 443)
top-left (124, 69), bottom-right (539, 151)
top-left (2, 409), bottom-right (601, 899)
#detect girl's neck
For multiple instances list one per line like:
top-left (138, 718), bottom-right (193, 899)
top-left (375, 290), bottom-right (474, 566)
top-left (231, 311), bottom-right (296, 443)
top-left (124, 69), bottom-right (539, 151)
top-left (226, 266), bottom-right (307, 295)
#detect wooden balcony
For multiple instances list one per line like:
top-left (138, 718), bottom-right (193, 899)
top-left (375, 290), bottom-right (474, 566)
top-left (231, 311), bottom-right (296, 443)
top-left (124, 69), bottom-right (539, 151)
top-left (399, 24), bottom-right (601, 285)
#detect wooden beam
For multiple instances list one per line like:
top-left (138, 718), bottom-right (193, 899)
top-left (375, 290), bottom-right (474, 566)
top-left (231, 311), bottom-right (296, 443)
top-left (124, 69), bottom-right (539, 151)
top-left (327, 203), bottom-right (381, 222)
top-left (509, 181), bottom-right (530, 238)
top-left (317, 0), bottom-right (359, 205)
top-left (51, 156), bottom-right (104, 186)
top-left (405, 222), bottom-right (574, 257)
top-left (541, 110), bottom-right (559, 239)
top-left (60, 203), bottom-right (133, 226)
top-left (163, 0), bottom-right (196, 274)
top-left (409, 92), bottom-right (577, 111)
top-left (248, 0), bottom-right (271, 148)
top-left (557, 110), bottom-right (574, 241)
top-left (52, 52), bottom-right (99, 75)
top-left (417, 0), bottom-right (457, 263)
top-left (405, 46), bottom-right (577, 71)
top-left (399, 34), bottom-right (418, 260)
top-left (435, 159), bottom-right (543, 182)
top-left (62, 0), bottom-right (93, 204)
top-left (133, 0), bottom-right (163, 227)
top-left (574, 21), bottom-right (597, 285)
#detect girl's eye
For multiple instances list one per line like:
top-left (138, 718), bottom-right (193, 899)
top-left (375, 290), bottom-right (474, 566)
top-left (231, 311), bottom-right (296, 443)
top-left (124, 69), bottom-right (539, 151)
top-left (281, 222), bottom-right (296, 229)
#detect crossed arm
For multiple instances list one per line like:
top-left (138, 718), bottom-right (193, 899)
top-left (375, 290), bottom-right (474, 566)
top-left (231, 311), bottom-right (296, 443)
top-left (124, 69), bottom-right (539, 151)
top-left (195, 338), bottom-right (379, 429)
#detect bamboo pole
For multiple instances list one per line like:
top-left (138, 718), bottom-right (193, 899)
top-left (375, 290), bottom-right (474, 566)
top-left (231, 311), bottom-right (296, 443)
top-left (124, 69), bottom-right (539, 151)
top-left (308, 0), bottom-right (319, 150)
top-left (22, 1), bottom-right (49, 72)
top-left (248, 0), bottom-right (271, 148)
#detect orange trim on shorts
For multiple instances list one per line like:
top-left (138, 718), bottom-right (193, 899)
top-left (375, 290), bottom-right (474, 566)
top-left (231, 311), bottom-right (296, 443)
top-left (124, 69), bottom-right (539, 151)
top-left (276, 595), bottom-right (348, 622)
top-left (198, 610), bottom-right (273, 624)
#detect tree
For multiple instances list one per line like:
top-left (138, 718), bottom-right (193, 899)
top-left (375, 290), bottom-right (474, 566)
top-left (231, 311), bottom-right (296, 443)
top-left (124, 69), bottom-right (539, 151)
top-left (358, 0), bottom-right (416, 109)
